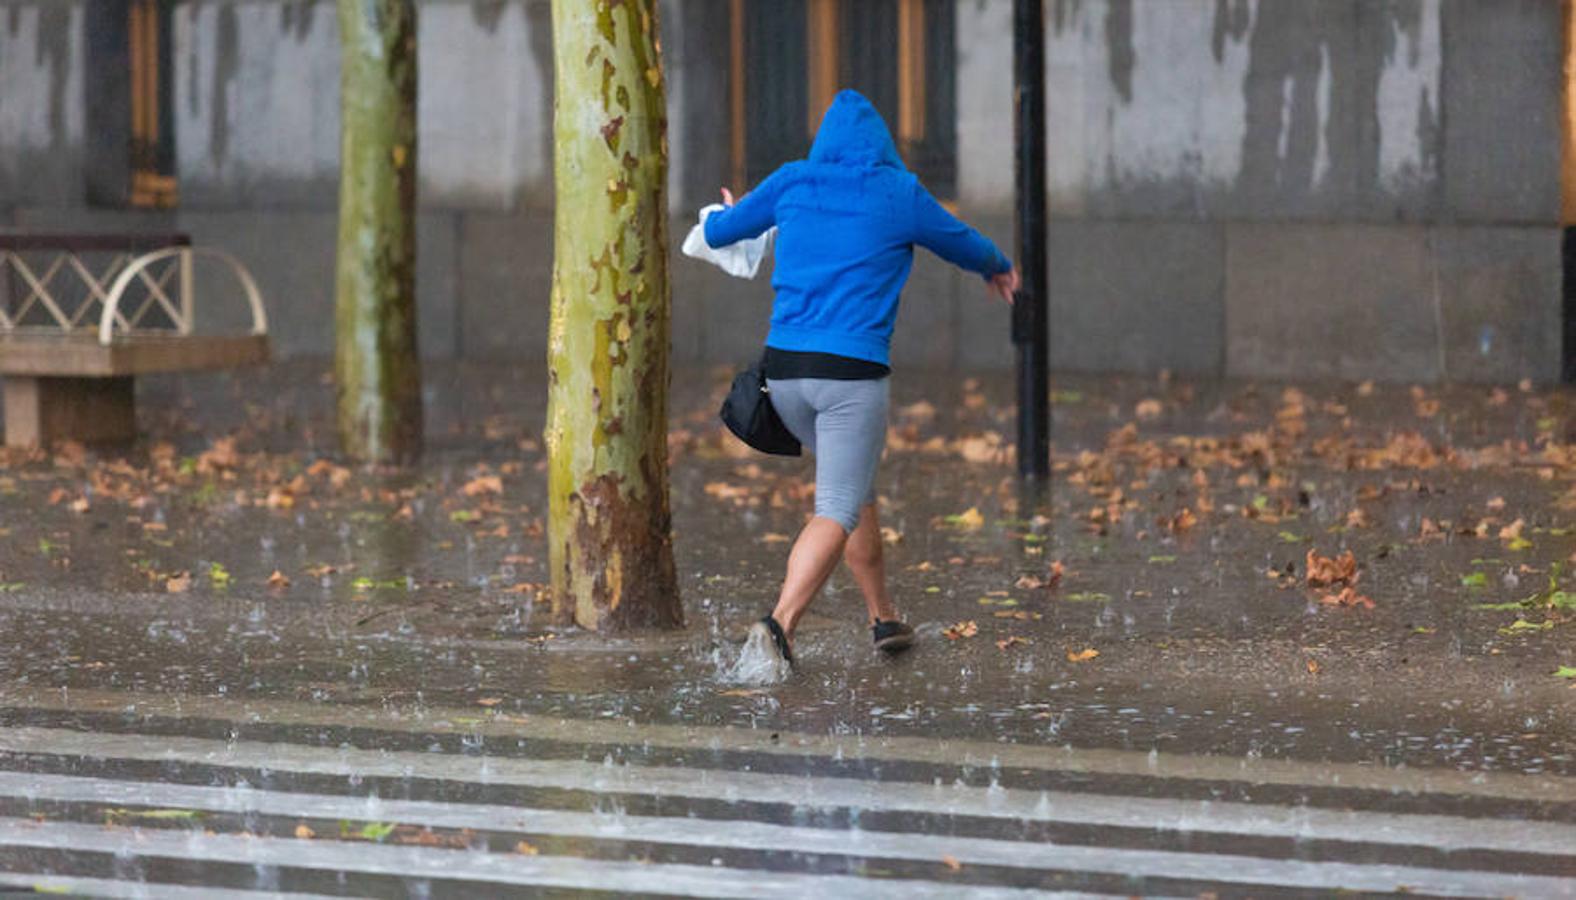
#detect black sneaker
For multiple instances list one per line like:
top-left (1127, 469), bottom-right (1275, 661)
top-left (871, 618), bottom-right (915, 654)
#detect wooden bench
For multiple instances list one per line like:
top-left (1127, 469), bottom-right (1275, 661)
top-left (0, 233), bottom-right (270, 447)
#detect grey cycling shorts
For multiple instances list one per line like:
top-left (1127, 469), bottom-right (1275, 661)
top-left (764, 376), bottom-right (889, 534)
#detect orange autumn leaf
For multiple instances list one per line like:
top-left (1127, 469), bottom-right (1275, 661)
top-left (1066, 648), bottom-right (1100, 662)
top-left (1305, 549), bottom-right (1357, 588)
top-left (1318, 586), bottom-right (1375, 609)
top-left (942, 621), bottom-right (978, 640)
top-left (462, 474), bottom-right (503, 497)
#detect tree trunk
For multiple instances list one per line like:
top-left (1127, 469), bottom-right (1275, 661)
top-left (334, 0), bottom-right (423, 465)
top-left (546, 0), bottom-right (681, 631)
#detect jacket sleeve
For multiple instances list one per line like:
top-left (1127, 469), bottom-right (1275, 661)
top-left (910, 183), bottom-right (1012, 279)
top-left (703, 167), bottom-right (790, 248)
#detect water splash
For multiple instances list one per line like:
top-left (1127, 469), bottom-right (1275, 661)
top-left (720, 626), bottom-right (792, 685)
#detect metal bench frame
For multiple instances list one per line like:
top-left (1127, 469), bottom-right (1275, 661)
top-left (0, 234), bottom-right (270, 447)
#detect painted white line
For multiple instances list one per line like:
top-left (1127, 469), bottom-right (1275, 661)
top-left (0, 806), bottom-right (1568, 899)
top-left (0, 873), bottom-right (353, 900)
top-left (4, 685), bottom-right (1570, 804)
top-left (0, 817), bottom-right (1067, 899)
top-left (3, 770), bottom-right (1572, 893)
top-left (0, 727), bottom-right (1572, 862)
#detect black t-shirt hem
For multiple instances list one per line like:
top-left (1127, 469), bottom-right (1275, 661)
top-left (762, 347), bottom-right (891, 380)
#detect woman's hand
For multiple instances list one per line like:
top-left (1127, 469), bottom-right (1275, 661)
top-left (988, 267), bottom-right (1020, 305)
top-left (721, 187), bottom-right (735, 207)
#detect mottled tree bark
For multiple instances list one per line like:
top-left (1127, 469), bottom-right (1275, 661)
top-left (546, 0), bottom-right (681, 630)
top-left (334, 0), bottom-right (423, 465)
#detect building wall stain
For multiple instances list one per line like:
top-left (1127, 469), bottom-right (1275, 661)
top-left (34, 3), bottom-right (72, 152)
top-left (1210, 0), bottom-right (1251, 64)
top-left (1105, 0), bottom-right (1134, 104)
top-left (212, 3), bottom-right (240, 167)
top-left (471, 0), bottom-right (508, 33)
top-left (1237, 2), bottom-right (1344, 205)
top-left (279, 0), bottom-right (316, 41)
top-left (1050, 0), bottom-right (1082, 36)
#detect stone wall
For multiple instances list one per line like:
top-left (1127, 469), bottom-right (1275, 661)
top-left (0, 0), bottom-right (1566, 382)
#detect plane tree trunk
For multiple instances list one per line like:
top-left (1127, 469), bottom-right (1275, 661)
top-left (545, 0), bottom-right (681, 630)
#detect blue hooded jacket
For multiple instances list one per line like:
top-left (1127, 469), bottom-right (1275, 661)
top-left (704, 90), bottom-right (1012, 366)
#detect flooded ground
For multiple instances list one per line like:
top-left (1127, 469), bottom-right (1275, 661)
top-left (0, 362), bottom-right (1571, 895)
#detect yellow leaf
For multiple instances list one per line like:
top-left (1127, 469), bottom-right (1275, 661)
top-left (515, 840), bottom-right (539, 856)
top-left (941, 855), bottom-right (962, 872)
top-left (294, 824), bottom-right (315, 839)
top-left (391, 145), bottom-right (407, 168)
top-left (946, 507), bottom-right (985, 531)
top-left (1066, 648), bottom-right (1099, 662)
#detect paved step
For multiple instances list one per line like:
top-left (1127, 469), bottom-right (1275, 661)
top-left (0, 701), bottom-right (1569, 898)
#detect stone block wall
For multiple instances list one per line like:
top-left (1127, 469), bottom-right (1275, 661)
top-left (0, 0), bottom-right (1566, 383)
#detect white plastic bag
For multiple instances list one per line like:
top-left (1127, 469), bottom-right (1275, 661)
top-left (681, 203), bottom-right (774, 280)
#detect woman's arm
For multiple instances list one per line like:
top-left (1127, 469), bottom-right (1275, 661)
top-left (911, 184), bottom-right (1013, 280)
top-left (703, 167), bottom-right (791, 248)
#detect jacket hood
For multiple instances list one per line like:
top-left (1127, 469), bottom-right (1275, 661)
top-left (808, 90), bottom-right (904, 169)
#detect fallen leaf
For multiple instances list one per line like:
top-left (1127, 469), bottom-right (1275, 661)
top-left (759, 532), bottom-right (791, 544)
top-left (995, 636), bottom-right (1030, 650)
top-left (896, 400), bottom-right (937, 423)
top-left (1318, 586), bottom-right (1375, 609)
top-left (1306, 658), bottom-right (1321, 675)
top-left (515, 840), bottom-right (540, 855)
top-left (476, 697), bottom-right (502, 707)
top-left (165, 572), bottom-right (191, 593)
top-left (718, 688), bottom-right (767, 698)
top-left (1135, 398), bottom-right (1163, 420)
top-left (880, 526), bottom-right (903, 545)
top-left (1305, 549), bottom-right (1358, 588)
top-left (462, 474), bottom-right (504, 497)
top-left (1066, 648), bottom-right (1100, 662)
top-left (266, 570), bottom-right (291, 590)
top-left (942, 620), bottom-right (979, 640)
top-left (945, 507), bottom-right (985, 531)
top-left (941, 855), bottom-right (962, 872)
top-left (67, 496), bottom-right (90, 515)
top-left (1165, 508), bottom-right (1198, 534)
top-left (294, 824), bottom-right (315, 839)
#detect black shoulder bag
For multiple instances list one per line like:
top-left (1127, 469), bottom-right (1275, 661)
top-left (719, 356), bottom-right (801, 456)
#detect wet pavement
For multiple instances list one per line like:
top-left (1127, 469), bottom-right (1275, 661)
top-left (0, 361), bottom-right (1572, 896)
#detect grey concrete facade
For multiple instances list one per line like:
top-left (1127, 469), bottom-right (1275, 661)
top-left (0, 0), bottom-right (1564, 382)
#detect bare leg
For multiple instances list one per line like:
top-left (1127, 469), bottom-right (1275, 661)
top-left (770, 516), bottom-right (849, 641)
top-left (844, 503), bottom-right (898, 624)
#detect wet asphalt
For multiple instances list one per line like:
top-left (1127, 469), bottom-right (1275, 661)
top-left (0, 361), bottom-right (1571, 895)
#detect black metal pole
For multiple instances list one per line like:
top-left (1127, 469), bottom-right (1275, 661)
top-left (1013, 0), bottom-right (1049, 478)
